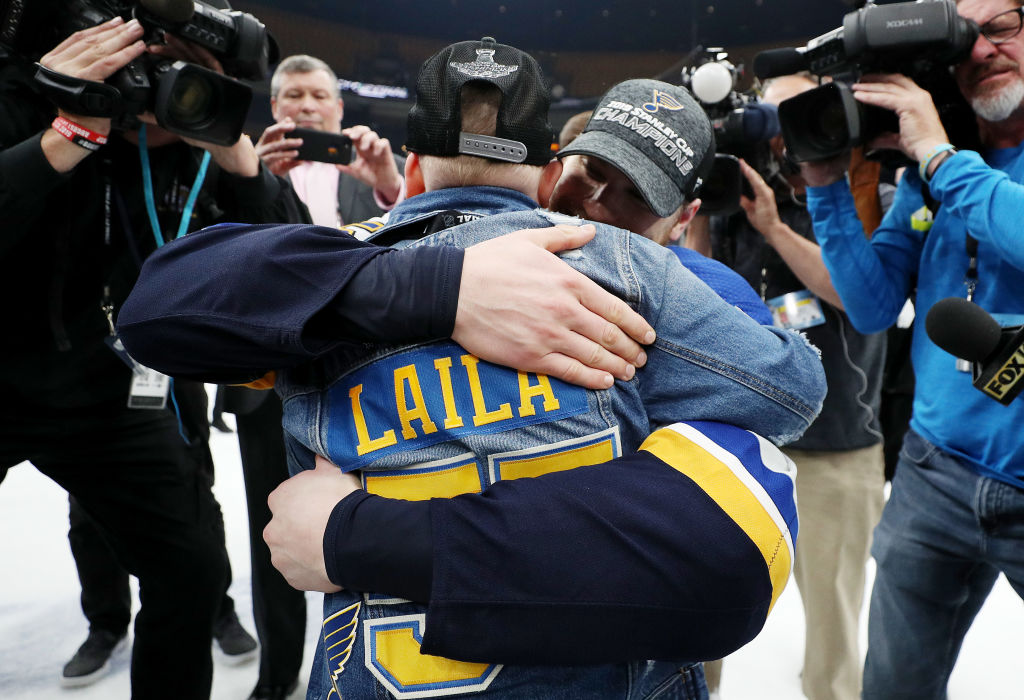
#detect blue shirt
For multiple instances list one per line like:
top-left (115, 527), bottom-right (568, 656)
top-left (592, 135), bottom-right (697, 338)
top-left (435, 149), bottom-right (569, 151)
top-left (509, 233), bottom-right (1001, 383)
top-left (808, 147), bottom-right (1024, 485)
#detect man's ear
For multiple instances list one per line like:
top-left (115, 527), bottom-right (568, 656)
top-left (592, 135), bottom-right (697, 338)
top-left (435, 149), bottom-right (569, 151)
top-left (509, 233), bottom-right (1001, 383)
top-left (537, 159), bottom-right (563, 208)
top-left (270, 96), bottom-right (279, 122)
top-left (405, 153), bottom-right (426, 197)
top-left (669, 198), bottom-right (702, 242)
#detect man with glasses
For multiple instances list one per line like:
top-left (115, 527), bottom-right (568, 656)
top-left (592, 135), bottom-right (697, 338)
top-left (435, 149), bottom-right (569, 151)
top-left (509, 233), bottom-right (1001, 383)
top-left (799, 1), bottom-right (1024, 697)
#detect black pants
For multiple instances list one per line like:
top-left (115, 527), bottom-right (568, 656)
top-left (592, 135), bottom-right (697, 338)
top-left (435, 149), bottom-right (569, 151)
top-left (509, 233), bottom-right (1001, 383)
top-left (66, 381), bottom-right (238, 644)
top-left (233, 390), bottom-right (307, 687)
top-left (67, 497), bottom-right (237, 637)
top-left (1, 391), bottom-right (228, 700)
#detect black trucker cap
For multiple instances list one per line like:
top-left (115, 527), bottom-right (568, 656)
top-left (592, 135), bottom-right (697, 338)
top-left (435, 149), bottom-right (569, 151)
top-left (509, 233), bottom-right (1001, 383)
top-left (558, 79), bottom-right (716, 217)
top-left (405, 36), bottom-right (554, 166)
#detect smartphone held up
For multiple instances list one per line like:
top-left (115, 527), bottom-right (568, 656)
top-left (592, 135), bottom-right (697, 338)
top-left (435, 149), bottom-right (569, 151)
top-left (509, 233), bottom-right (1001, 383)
top-left (288, 128), bottom-right (353, 165)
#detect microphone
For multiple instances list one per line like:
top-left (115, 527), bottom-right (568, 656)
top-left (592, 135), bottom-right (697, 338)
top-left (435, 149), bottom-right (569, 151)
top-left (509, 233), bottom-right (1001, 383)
top-left (753, 48), bottom-right (809, 80)
top-left (925, 297), bottom-right (1024, 405)
top-left (138, 0), bottom-right (196, 24)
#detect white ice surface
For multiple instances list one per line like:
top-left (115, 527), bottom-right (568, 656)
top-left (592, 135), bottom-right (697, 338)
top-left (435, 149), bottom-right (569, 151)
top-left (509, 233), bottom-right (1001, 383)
top-left (1, 403), bottom-right (1022, 699)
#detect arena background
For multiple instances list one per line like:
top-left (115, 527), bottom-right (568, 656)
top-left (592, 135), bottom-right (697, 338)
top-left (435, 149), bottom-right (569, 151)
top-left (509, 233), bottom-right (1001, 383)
top-left (2, 1), bottom-right (1023, 698)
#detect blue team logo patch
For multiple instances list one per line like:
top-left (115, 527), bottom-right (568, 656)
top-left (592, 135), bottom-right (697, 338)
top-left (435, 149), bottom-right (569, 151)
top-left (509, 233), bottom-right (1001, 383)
top-left (643, 89), bottom-right (687, 113)
top-left (323, 601), bottom-right (360, 696)
top-left (324, 341), bottom-right (588, 470)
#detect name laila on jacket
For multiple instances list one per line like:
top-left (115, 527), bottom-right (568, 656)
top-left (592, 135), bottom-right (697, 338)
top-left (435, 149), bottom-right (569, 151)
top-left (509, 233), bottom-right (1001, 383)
top-left (324, 341), bottom-right (588, 468)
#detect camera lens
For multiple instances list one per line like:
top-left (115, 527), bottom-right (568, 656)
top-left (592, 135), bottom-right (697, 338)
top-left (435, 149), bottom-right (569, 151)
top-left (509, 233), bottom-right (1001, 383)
top-left (808, 96), bottom-right (848, 152)
top-left (167, 71), bottom-right (217, 126)
top-left (154, 62), bottom-right (253, 145)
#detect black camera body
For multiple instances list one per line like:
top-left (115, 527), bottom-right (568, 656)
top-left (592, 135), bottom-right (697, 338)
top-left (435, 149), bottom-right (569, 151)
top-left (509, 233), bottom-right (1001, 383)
top-left (683, 49), bottom-right (780, 215)
top-left (755, 0), bottom-right (979, 163)
top-left (0, 0), bottom-right (277, 145)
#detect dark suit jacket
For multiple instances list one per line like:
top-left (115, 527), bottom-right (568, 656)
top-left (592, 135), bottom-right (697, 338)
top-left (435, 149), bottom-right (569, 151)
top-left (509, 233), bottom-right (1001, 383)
top-left (335, 153), bottom-right (407, 224)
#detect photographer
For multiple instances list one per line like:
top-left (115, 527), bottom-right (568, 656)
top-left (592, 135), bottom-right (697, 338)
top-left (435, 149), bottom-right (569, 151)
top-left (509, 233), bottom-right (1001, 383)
top-left (800, 1), bottom-right (1024, 697)
top-left (255, 54), bottom-right (405, 227)
top-left (688, 73), bottom-right (888, 700)
top-left (0, 15), bottom-right (307, 700)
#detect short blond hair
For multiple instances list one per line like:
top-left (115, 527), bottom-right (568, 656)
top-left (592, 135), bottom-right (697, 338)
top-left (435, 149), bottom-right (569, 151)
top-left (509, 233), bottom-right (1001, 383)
top-left (419, 83), bottom-right (543, 192)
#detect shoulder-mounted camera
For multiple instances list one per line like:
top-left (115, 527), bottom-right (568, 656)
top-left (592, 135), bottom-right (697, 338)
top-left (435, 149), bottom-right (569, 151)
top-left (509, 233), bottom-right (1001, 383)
top-left (0, 0), bottom-right (278, 145)
top-left (753, 0), bottom-right (980, 163)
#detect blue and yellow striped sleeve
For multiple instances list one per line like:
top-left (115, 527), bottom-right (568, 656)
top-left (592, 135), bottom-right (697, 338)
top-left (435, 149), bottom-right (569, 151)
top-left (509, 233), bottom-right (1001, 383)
top-left (639, 421), bottom-right (797, 615)
top-left (422, 421), bottom-right (798, 665)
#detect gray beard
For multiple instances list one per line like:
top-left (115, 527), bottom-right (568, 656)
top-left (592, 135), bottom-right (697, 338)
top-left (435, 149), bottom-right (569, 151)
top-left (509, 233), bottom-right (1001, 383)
top-left (971, 79), bottom-right (1024, 122)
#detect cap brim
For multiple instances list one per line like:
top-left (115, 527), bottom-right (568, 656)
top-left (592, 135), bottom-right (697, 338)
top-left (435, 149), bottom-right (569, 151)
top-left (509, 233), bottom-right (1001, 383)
top-left (558, 130), bottom-right (685, 218)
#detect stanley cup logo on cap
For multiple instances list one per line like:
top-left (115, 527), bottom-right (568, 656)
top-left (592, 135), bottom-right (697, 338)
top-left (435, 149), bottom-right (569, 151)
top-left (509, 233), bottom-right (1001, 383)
top-left (452, 47), bottom-right (520, 79)
top-left (643, 90), bottom-right (688, 114)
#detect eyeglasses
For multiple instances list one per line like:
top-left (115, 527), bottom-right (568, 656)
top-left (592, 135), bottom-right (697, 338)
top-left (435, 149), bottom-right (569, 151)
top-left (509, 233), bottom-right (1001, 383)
top-left (980, 7), bottom-right (1024, 44)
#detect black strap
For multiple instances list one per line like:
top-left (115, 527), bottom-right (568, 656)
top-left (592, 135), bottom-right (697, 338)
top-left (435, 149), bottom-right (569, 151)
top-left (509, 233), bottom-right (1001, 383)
top-left (964, 233), bottom-right (979, 300)
top-left (922, 182), bottom-right (941, 218)
top-left (367, 210), bottom-right (484, 247)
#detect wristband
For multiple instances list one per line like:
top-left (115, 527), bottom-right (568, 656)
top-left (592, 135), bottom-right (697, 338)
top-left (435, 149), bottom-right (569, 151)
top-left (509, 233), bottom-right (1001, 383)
top-left (918, 142), bottom-right (956, 182)
top-left (51, 116), bottom-right (108, 152)
top-left (923, 148), bottom-right (957, 184)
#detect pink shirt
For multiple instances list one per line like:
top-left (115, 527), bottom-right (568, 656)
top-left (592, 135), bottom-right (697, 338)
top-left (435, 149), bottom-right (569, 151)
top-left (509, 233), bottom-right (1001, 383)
top-left (289, 161), bottom-right (341, 228)
top-left (289, 162), bottom-right (406, 229)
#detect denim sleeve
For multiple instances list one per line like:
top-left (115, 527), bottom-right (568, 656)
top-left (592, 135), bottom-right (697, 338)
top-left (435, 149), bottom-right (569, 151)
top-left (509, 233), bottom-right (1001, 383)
top-left (640, 245), bottom-right (826, 446)
top-left (807, 177), bottom-right (923, 334)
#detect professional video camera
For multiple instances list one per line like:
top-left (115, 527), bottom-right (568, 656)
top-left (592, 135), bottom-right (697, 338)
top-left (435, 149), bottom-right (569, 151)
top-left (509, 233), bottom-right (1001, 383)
top-left (0, 0), bottom-right (278, 145)
top-left (682, 48), bottom-right (781, 215)
top-left (753, 0), bottom-right (979, 163)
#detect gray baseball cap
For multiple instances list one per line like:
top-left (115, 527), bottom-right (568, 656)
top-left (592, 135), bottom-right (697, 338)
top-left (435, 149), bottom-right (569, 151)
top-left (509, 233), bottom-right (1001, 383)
top-left (558, 79), bottom-right (715, 217)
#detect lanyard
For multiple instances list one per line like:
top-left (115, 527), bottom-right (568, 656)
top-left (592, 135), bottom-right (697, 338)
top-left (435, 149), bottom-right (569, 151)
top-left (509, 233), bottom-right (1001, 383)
top-left (964, 233), bottom-right (979, 301)
top-left (138, 124), bottom-right (211, 247)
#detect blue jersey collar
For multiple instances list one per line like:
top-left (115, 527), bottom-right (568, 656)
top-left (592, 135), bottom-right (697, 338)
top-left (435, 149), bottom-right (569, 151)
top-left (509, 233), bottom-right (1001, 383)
top-left (387, 186), bottom-right (538, 225)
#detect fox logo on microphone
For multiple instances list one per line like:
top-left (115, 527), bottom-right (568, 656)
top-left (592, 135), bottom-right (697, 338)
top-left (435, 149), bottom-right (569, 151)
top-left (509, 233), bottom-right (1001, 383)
top-left (982, 345), bottom-right (1024, 403)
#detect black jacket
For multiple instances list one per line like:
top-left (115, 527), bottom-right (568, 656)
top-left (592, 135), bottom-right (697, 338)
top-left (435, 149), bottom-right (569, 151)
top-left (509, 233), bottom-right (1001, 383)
top-left (0, 62), bottom-right (309, 413)
top-left (710, 199), bottom-right (887, 450)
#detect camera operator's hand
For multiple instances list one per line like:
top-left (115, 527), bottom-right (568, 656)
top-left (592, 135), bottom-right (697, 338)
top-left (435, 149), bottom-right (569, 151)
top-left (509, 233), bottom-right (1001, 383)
top-left (38, 17), bottom-right (146, 172)
top-left (254, 118), bottom-right (304, 176)
top-left (739, 159), bottom-right (845, 309)
top-left (147, 33), bottom-right (223, 74)
top-left (853, 73), bottom-right (950, 164)
top-left (798, 153), bottom-right (851, 188)
top-left (339, 125), bottom-right (404, 205)
top-left (738, 159), bottom-right (784, 235)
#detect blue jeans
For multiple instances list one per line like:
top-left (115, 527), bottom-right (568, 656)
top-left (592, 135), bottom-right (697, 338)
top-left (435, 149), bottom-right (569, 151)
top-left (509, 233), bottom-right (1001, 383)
top-left (862, 429), bottom-right (1024, 699)
top-left (306, 594), bottom-right (708, 700)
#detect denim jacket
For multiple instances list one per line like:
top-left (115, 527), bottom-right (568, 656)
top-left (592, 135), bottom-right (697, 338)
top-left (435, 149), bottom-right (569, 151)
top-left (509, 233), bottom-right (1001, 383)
top-left (279, 187), bottom-right (824, 700)
top-left (278, 187), bottom-right (824, 458)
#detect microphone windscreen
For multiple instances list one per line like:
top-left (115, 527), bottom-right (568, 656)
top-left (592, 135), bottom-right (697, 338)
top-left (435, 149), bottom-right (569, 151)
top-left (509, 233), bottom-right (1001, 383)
top-left (925, 297), bottom-right (1003, 362)
top-left (139, 0), bottom-right (195, 23)
top-left (741, 102), bottom-right (780, 142)
top-left (690, 62), bottom-right (734, 105)
top-left (753, 48), bottom-right (808, 80)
